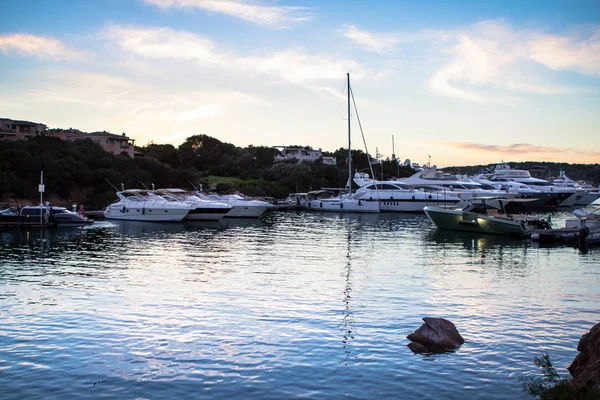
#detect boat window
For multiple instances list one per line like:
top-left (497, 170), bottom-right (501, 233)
top-left (478, 183), bottom-right (496, 190)
top-left (468, 204), bottom-right (487, 213)
top-left (381, 184), bottom-right (401, 190)
top-left (21, 208), bottom-right (45, 216)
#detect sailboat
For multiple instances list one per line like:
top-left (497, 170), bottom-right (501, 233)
top-left (307, 73), bottom-right (380, 213)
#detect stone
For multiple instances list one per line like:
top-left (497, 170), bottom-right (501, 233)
top-left (407, 342), bottom-right (429, 353)
top-left (567, 322), bottom-right (600, 397)
top-left (406, 317), bottom-right (464, 352)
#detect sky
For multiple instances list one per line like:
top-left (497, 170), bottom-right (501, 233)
top-left (0, 0), bottom-right (599, 167)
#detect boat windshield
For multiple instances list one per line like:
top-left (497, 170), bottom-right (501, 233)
top-left (364, 183), bottom-right (407, 191)
top-left (465, 203), bottom-right (489, 214)
top-left (21, 208), bottom-right (46, 216)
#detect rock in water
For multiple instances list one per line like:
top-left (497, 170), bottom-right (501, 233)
top-left (567, 322), bottom-right (600, 396)
top-left (407, 318), bottom-right (464, 353)
top-left (407, 342), bottom-right (429, 354)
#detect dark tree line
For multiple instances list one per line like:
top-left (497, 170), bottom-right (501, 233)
top-left (6, 134), bottom-right (592, 211)
top-left (0, 134), bottom-right (414, 209)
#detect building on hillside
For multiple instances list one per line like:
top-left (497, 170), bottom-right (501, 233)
top-left (46, 128), bottom-right (136, 158)
top-left (84, 131), bottom-right (136, 158)
top-left (1, 117), bottom-right (137, 158)
top-left (0, 118), bottom-right (47, 140)
top-left (274, 146), bottom-right (336, 166)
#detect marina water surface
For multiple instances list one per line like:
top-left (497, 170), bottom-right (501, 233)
top-left (1, 211), bottom-right (599, 399)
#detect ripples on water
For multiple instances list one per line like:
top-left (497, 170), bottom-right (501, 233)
top-left (0, 211), bottom-right (599, 399)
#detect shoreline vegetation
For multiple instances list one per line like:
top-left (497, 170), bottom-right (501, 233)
top-left (1, 134), bottom-right (599, 210)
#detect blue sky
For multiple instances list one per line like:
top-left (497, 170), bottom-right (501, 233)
top-left (1, 0), bottom-right (598, 166)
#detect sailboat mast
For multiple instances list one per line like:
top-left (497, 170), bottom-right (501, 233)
top-left (347, 72), bottom-right (352, 195)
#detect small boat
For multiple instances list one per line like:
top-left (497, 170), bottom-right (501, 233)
top-left (0, 204), bottom-right (94, 227)
top-left (572, 206), bottom-right (600, 225)
top-left (424, 199), bottom-right (551, 236)
top-left (272, 193), bottom-right (309, 211)
top-left (531, 207), bottom-right (600, 245)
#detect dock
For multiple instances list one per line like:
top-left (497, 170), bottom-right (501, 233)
top-left (0, 215), bottom-right (55, 229)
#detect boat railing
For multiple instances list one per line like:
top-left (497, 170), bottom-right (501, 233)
top-left (123, 197), bottom-right (193, 209)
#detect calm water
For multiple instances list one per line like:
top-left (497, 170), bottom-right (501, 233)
top-left (1, 211), bottom-right (599, 399)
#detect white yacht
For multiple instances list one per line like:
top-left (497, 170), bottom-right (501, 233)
top-left (351, 175), bottom-right (461, 212)
top-left (476, 163), bottom-right (579, 207)
top-left (197, 193), bottom-right (271, 218)
top-left (104, 189), bottom-right (193, 222)
top-left (384, 167), bottom-right (517, 206)
top-left (354, 168), bottom-right (513, 208)
top-left (551, 171), bottom-right (600, 206)
top-left (153, 188), bottom-right (231, 221)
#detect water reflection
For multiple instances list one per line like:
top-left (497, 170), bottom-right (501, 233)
top-left (0, 211), bottom-right (598, 400)
top-left (427, 229), bottom-right (525, 251)
top-left (340, 227), bottom-right (355, 364)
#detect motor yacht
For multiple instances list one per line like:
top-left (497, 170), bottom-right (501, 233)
top-left (424, 199), bottom-right (551, 236)
top-left (197, 193), bottom-right (271, 218)
top-left (153, 188), bottom-right (232, 221)
top-left (361, 168), bottom-right (516, 207)
top-left (104, 189), bottom-right (193, 222)
top-left (475, 163), bottom-right (580, 207)
top-left (351, 176), bottom-right (461, 212)
top-left (551, 171), bottom-right (600, 206)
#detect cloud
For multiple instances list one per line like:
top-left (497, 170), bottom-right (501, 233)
top-left (105, 26), bottom-right (223, 65)
top-left (339, 25), bottom-right (405, 53)
top-left (6, 69), bottom-right (273, 144)
top-left (529, 29), bottom-right (600, 76)
top-left (426, 20), bottom-right (600, 103)
top-left (143, 0), bottom-right (311, 28)
top-left (0, 34), bottom-right (87, 60)
top-left (104, 25), bottom-right (369, 90)
top-left (441, 141), bottom-right (600, 158)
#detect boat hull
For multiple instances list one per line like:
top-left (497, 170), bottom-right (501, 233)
top-left (184, 207), bottom-right (231, 221)
top-left (307, 199), bottom-right (380, 213)
top-left (104, 206), bottom-right (189, 222)
top-left (424, 206), bottom-right (525, 236)
top-left (224, 205), bottom-right (269, 218)
top-left (559, 191), bottom-right (600, 207)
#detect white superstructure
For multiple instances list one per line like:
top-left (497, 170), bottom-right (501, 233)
top-left (104, 189), bottom-right (193, 222)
